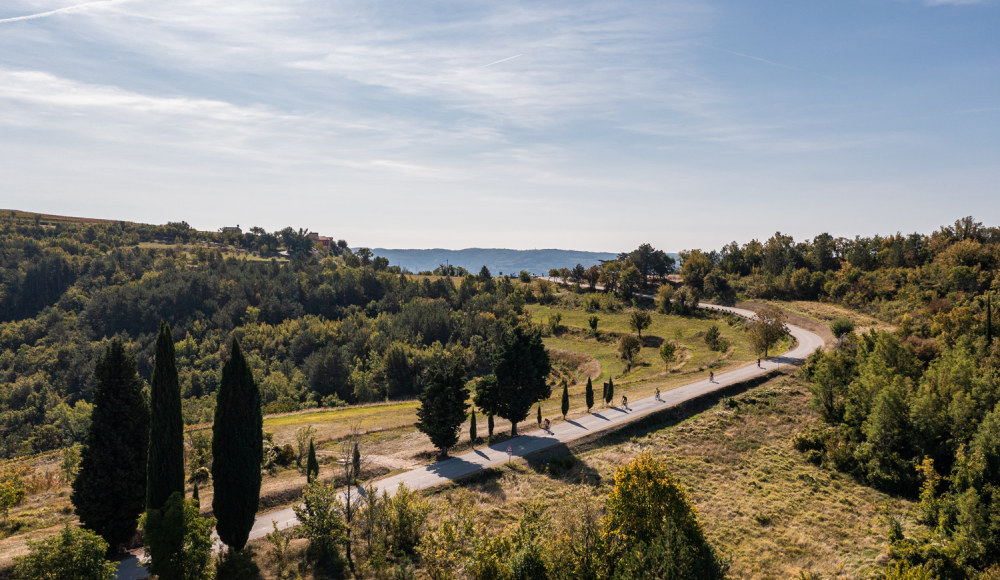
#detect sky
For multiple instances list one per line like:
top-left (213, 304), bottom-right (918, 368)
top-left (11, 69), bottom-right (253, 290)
top-left (1, 0), bottom-right (998, 252)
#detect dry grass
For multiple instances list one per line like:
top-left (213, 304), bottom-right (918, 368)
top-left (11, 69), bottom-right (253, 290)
top-left (756, 300), bottom-right (895, 336)
top-left (416, 372), bottom-right (911, 580)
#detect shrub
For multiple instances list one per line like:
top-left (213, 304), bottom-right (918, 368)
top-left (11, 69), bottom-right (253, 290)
top-left (830, 318), bottom-right (856, 340)
top-left (603, 453), bottom-right (727, 579)
top-left (617, 335), bottom-right (642, 371)
top-left (215, 546), bottom-right (259, 580)
top-left (704, 324), bottom-right (722, 350)
top-left (385, 482), bottom-right (430, 554)
top-left (0, 469), bottom-right (27, 522)
top-left (143, 491), bottom-right (216, 580)
top-left (14, 525), bottom-right (117, 580)
top-left (293, 480), bottom-right (347, 565)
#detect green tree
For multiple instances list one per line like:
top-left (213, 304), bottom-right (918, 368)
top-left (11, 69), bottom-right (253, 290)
top-left (476, 326), bottom-right (552, 436)
top-left (469, 409), bottom-right (477, 445)
top-left (561, 381), bottom-right (570, 420)
top-left (585, 377), bottom-right (594, 412)
top-left (415, 345), bottom-right (469, 455)
top-left (306, 440), bottom-right (319, 483)
top-left (603, 453), bottom-right (727, 579)
top-left (14, 525), bottom-right (117, 580)
top-left (537, 404), bottom-right (542, 427)
top-left (487, 414), bottom-right (494, 441)
top-left (212, 339), bottom-right (263, 551)
top-left (659, 342), bottom-right (677, 370)
top-left (142, 492), bottom-right (216, 580)
top-left (747, 305), bottom-right (789, 357)
top-left (704, 324), bottom-right (721, 350)
top-left (293, 480), bottom-right (348, 565)
top-left (72, 339), bottom-right (149, 551)
top-left (618, 335), bottom-right (643, 371)
top-left (148, 322), bottom-right (185, 513)
top-left (0, 470), bottom-right (26, 521)
top-left (606, 379), bottom-right (615, 406)
top-left (588, 315), bottom-right (599, 334)
top-left (679, 250), bottom-right (714, 291)
top-left (519, 270), bottom-right (532, 283)
top-left (830, 318), bottom-right (856, 341)
top-left (628, 310), bottom-right (652, 338)
top-left (656, 284), bottom-right (674, 314)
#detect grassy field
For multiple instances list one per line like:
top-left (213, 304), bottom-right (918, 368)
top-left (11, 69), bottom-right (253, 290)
top-left (527, 304), bottom-right (765, 384)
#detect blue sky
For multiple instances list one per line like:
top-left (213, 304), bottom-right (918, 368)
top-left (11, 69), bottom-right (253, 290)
top-left (1, 0), bottom-right (997, 252)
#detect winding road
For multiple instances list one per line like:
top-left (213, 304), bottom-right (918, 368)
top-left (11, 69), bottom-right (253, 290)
top-left (114, 302), bottom-right (824, 579)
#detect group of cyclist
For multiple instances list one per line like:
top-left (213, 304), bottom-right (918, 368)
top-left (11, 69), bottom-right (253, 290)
top-left (543, 356), bottom-right (769, 424)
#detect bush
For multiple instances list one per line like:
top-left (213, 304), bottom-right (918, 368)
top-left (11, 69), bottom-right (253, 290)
top-left (14, 525), bottom-right (117, 580)
top-left (830, 318), bottom-right (856, 340)
top-left (142, 492), bottom-right (216, 580)
top-left (603, 453), bottom-right (727, 579)
top-left (704, 325), bottom-right (722, 350)
top-left (215, 546), bottom-right (259, 580)
top-left (385, 482), bottom-right (430, 554)
top-left (293, 480), bottom-right (347, 565)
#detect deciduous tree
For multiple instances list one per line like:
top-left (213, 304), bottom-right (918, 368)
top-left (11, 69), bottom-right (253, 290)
top-left (747, 306), bottom-right (790, 357)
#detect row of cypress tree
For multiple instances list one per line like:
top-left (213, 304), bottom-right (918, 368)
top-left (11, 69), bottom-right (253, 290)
top-left (70, 322), bottom-right (263, 569)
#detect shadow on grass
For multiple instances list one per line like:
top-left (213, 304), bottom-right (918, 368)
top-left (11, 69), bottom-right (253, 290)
top-left (523, 441), bottom-right (603, 486)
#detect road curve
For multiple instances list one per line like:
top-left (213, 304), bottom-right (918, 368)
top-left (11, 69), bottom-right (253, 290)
top-left (242, 302), bottom-right (822, 541)
top-left (115, 302), bottom-right (823, 579)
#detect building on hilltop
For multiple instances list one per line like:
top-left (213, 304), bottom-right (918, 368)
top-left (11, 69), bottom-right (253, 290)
top-left (307, 232), bottom-right (333, 248)
top-left (221, 225), bottom-right (242, 234)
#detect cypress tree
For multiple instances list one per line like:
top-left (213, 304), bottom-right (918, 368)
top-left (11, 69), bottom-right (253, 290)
top-left (487, 414), bottom-right (494, 441)
top-left (606, 379), bottom-right (615, 406)
top-left (352, 443), bottom-right (361, 480)
top-left (192, 483), bottom-right (199, 503)
top-left (148, 322), bottom-right (184, 512)
top-left (537, 404), bottom-right (542, 427)
top-left (415, 347), bottom-right (469, 455)
top-left (585, 377), bottom-right (594, 413)
top-left (72, 339), bottom-right (150, 551)
top-left (306, 440), bottom-right (319, 483)
top-left (561, 381), bottom-right (570, 420)
top-left (212, 339), bottom-right (263, 551)
top-left (469, 409), bottom-right (477, 445)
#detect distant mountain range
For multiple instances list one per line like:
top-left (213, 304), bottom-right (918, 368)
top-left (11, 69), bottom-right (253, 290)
top-left (361, 248), bottom-right (622, 276)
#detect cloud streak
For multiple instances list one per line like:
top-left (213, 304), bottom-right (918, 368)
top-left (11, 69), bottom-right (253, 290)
top-left (0, 0), bottom-right (120, 24)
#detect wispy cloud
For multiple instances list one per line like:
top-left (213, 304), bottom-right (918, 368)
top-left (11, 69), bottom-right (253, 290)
top-left (0, 0), bottom-right (121, 24)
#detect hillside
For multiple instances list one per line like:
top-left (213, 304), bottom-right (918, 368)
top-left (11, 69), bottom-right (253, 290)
top-left (362, 247), bottom-right (627, 275)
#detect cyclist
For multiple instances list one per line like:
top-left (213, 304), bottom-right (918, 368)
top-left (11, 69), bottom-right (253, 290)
top-left (621, 395), bottom-right (628, 410)
top-left (655, 387), bottom-right (661, 401)
top-left (757, 358), bottom-right (762, 368)
top-left (709, 371), bottom-right (714, 382)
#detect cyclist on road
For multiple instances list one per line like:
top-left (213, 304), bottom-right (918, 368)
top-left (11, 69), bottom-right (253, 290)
top-left (621, 395), bottom-right (628, 410)
top-left (655, 387), bottom-right (660, 401)
top-left (709, 371), bottom-right (714, 382)
top-left (757, 358), bottom-right (762, 368)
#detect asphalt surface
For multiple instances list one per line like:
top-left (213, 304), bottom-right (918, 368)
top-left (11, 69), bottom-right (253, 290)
top-left (115, 301), bottom-right (823, 579)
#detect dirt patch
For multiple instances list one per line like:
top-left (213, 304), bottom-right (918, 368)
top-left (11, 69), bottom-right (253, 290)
top-left (548, 348), bottom-right (602, 383)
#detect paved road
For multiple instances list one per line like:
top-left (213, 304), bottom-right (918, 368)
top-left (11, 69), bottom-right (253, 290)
top-left (115, 302), bottom-right (823, 579)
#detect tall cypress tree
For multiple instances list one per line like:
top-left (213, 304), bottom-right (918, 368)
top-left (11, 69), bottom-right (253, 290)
top-left (606, 378), bottom-right (615, 406)
top-left (469, 409), bottom-right (477, 445)
top-left (585, 377), bottom-right (594, 413)
top-left (72, 339), bottom-right (150, 551)
top-left (561, 381), bottom-right (570, 420)
top-left (487, 414), bottom-right (494, 441)
top-left (212, 339), bottom-right (263, 551)
top-left (148, 322), bottom-right (184, 512)
top-left (306, 440), bottom-right (319, 483)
